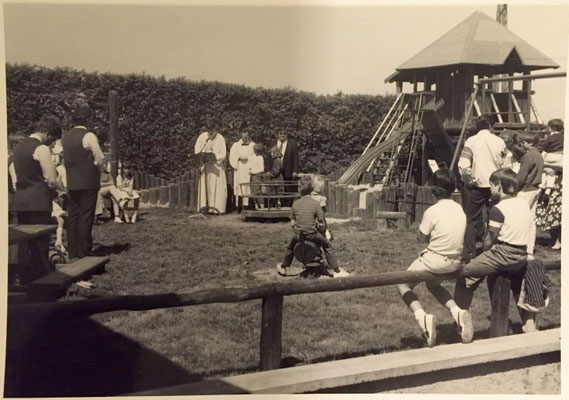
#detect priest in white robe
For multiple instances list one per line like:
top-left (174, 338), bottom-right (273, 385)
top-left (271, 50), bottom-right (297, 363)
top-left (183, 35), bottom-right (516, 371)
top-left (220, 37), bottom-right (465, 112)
top-left (229, 131), bottom-right (255, 212)
top-left (194, 129), bottom-right (227, 214)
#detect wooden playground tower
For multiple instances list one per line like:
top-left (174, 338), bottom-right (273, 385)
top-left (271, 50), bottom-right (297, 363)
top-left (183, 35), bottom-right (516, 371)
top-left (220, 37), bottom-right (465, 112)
top-left (339, 9), bottom-right (562, 187)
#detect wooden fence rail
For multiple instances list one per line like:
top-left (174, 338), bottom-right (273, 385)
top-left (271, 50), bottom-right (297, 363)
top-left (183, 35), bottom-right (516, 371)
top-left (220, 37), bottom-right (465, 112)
top-left (9, 260), bottom-right (560, 371)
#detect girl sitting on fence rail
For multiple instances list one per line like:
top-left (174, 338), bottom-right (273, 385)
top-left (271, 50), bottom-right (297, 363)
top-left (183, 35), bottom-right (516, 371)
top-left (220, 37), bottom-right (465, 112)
top-left (397, 168), bottom-right (473, 347)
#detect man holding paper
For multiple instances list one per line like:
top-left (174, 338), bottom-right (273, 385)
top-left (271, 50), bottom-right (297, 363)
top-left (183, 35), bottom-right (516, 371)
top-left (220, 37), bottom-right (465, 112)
top-left (194, 128), bottom-right (227, 214)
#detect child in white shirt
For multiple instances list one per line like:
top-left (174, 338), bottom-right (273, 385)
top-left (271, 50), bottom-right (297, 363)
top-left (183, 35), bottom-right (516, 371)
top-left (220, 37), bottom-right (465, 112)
top-left (248, 144), bottom-right (265, 210)
top-left (397, 168), bottom-right (472, 347)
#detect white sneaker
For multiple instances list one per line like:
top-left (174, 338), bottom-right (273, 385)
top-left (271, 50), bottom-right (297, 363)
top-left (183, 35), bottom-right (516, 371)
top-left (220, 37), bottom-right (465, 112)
top-left (114, 217), bottom-right (124, 224)
top-left (420, 314), bottom-right (437, 347)
top-left (333, 269), bottom-right (350, 278)
top-left (276, 263), bottom-right (287, 276)
top-left (457, 309), bottom-right (474, 344)
top-left (131, 213), bottom-right (138, 223)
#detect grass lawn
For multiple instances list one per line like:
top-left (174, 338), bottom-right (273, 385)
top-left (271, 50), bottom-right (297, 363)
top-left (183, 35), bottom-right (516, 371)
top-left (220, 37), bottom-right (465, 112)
top-left (72, 208), bottom-right (561, 381)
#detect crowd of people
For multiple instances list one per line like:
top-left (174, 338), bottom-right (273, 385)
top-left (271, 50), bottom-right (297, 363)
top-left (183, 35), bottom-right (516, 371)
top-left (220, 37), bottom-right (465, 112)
top-left (395, 115), bottom-right (562, 347)
top-left (193, 129), bottom-right (299, 214)
top-left (8, 106), bottom-right (140, 281)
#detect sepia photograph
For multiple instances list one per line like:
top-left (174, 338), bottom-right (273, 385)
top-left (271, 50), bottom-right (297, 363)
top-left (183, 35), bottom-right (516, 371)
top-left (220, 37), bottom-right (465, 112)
top-left (1, 0), bottom-right (566, 397)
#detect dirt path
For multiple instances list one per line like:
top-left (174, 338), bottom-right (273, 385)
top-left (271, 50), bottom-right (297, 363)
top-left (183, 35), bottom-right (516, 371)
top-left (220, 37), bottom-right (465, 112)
top-left (384, 362), bottom-right (560, 394)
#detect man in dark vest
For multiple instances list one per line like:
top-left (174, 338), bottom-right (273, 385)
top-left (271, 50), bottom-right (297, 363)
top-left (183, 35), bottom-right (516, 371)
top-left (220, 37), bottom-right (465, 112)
top-left (13, 116), bottom-right (63, 282)
top-left (62, 105), bottom-right (105, 260)
top-left (274, 131), bottom-right (299, 207)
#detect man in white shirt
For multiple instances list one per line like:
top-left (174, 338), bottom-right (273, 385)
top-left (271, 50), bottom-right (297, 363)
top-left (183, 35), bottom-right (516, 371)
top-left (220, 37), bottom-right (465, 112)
top-left (458, 115), bottom-right (505, 262)
top-left (62, 105), bottom-right (105, 260)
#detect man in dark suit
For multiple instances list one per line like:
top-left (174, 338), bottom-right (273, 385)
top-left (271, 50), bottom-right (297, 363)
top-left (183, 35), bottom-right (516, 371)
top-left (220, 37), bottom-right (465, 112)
top-left (275, 131), bottom-right (299, 207)
top-left (62, 105), bottom-right (105, 260)
top-left (12, 116), bottom-right (63, 282)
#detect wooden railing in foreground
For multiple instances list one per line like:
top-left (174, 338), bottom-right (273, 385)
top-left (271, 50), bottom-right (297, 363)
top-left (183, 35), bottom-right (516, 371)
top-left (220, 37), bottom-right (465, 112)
top-left (9, 260), bottom-right (561, 371)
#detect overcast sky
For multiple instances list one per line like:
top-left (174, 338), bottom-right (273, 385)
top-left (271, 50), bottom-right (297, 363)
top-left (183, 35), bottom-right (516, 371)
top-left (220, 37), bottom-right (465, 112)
top-left (2, 1), bottom-right (569, 121)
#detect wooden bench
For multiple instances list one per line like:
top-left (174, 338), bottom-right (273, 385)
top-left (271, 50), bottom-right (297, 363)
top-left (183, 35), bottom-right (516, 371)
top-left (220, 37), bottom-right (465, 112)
top-left (28, 256), bottom-right (110, 301)
top-left (131, 328), bottom-right (560, 395)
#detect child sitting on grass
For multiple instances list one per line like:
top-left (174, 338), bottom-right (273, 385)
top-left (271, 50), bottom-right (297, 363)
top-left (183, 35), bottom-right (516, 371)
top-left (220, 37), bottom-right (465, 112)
top-left (276, 175), bottom-right (348, 278)
top-left (397, 168), bottom-right (472, 347)
top-left (454, 168), bottom-right (536, 335)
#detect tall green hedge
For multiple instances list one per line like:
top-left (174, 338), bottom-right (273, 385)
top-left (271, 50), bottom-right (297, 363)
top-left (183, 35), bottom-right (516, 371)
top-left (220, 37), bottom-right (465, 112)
top-left (6, 63), bottom-right (395, 177)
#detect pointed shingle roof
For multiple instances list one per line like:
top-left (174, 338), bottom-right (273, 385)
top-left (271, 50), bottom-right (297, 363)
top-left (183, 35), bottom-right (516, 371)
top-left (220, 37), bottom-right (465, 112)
top-left (395, 11), bottom-right (558, 71)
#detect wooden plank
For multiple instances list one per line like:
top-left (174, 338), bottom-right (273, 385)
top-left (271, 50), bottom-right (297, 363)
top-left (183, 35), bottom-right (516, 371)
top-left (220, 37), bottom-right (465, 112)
top-left (188, 179), bottom-right (198, 211)
top-left (140, 189), bottom-right (149, 204)
top-left (144, 173), bottom-right (150, 190)
top-left (149, 174), bottom-right (156, 188)
top-left (376, 211), bottom-right (407, 220)
top-left (159, 186), bottom-right (169, 205)
top-left (365, 192), bottom-right (374, 219)
top-left (132, 328), bottom-right (560, 395)
top-left (242, 208), bottom-right (291, 219)
top-left (9, 224), bottom-right (57, 245)
top-left (259, 295), bottom-right (283, 371)
top-left (336, 185), bottom-right (345, 218)
top-left (328, 183), bottom-right (336, 216)
top-left (28, 256), bottom-right (110, 301)
top-left (168, 184), bottom-right (179, 208)
top-left (149, 188), bottom-right (158, 205)
top-left (490, 275), bottom-right (511, 337)
top-left (179, 181), bottom-right (189, 209)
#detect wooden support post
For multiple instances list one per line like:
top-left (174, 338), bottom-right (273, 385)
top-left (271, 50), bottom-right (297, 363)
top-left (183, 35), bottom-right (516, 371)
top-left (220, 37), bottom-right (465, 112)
top-left (328, 182), bottom-right (336, 216)
top-left (342, 185), bottom-right (349, 217)
top-left (149, 188), bottom-right (158, 205)
top-left (134, 170), bottom-right (141, 190)
top-left (161, 178), bottom-right (167, 187)
top-left (149, 174), bottom-right (156, 188)
top-left (507, 74), bottom-right (514, 123)
top-left (490, 275), bottom-right (511, 337)
top-left (526, 79), bottom-right (532, 132)
top-left (109, 90), bottom-right (119, 182)
top-left (159, 186), bottom-right (169, 205)
top-left (179, 181), bottom-right (189, 208)
top-left (260, 295), bottom-right (283, 371)
top-left (336, 185), bottom-right (345, 218)
top-left (144, 173), bottom-right (150, 190)
top-left (365, 192), bottom-right (374, 219)
top-left (188, 179), bottom-right (198, 211)
top-left (168, 184), bottom-right (179, 208)
top-left (140, 189), bottom-right (149, 204)
top-left (347, 188), bottom-right (359, 217)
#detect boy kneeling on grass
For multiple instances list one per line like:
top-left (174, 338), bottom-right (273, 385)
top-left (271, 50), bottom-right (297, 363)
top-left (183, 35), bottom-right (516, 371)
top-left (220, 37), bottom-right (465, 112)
top-left (277, 175), bottom-right (349, 278)
top-left (454, 168), bottom-right (536, 334)
top-left (397, 168), bottom-right (473, 347)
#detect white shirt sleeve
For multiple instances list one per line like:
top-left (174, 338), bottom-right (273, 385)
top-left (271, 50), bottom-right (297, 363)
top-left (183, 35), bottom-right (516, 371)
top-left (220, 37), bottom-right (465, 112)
top-left (9, 162), bottom-right (17, 191)
top-left (419, 206), bottom-right (434, 236)
top-left (229, 142), bottom-right (239, 169)
top-left (82, 132), bottom-right (105, 167)
top-left (33, 144), bottom-right (58, 189)
top-left (213, 135), bottom-right (227, 165)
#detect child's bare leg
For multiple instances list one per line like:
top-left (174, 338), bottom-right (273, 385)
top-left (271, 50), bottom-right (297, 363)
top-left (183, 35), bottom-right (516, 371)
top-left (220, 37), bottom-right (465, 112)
top-left (55, 216), bottom-right (65, 250)
top-left (398, 282), bottom-right (436, 347)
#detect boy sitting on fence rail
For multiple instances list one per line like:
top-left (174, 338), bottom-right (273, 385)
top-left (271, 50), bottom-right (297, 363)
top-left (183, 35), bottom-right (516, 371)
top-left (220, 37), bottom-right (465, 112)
top-left (454, 168), bottom-right (536, 334)
top-left (276, 175), bottom-right (348, 278)
top-left (397, 168), bottom-right (473, 347)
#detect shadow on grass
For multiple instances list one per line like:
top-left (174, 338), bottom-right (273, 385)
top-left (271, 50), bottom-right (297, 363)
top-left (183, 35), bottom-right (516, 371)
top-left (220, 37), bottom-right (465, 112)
top-left (4, 314), bottom-right (201, 397)
top-left (92, 242), bottom-right (131, 256)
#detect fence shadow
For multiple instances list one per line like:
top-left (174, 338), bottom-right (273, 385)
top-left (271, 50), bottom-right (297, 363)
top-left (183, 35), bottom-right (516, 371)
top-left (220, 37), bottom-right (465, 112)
top-left (4, 314), bottom-right (198, 397)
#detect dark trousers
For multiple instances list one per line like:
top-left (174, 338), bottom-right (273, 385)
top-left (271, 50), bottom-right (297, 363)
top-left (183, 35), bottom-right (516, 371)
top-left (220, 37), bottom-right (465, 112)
top-left (463, 186), bottom-right (491, 261)
top-left (17, 211), bottom-right (55, 283)
top-left (67, 189), bottom-right (98, 259)
top-left (282, 177), bottom-right (298, 207)
top-left (282, 231), bottom-right (339, 270)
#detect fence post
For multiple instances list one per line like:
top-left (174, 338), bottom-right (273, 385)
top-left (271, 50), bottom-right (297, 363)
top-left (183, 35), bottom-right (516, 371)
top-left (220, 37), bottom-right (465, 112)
top-left (260, 294), bottom-right (283, 371)
top-left (489, 275), bottom-right (511, 337)
top-left (328, 182), bottom-right (336, 216)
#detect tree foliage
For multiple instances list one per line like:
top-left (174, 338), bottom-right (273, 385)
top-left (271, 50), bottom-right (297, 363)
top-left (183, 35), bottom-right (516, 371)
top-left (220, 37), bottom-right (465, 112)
top-left (6, 63), bottom-right (395, 177)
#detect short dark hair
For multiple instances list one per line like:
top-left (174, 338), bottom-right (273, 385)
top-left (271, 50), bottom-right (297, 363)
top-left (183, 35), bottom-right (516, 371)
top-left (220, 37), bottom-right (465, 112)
top-left (71, 105), bottom-right (92, 125)
top-left (475, 115), bottom-right (492, 131)
top-left (298, 175), bottom-right (313, 196)
top-left (547, 119), bottom-right (564, 133)
top-left (489, 168), bottom-right (518, 196)
top-left (430, 168), bottom-right (455, 199)
top-left (35, 116), bottom-right (62, 139)
top-left (517, 130), bottom-right (538, 146)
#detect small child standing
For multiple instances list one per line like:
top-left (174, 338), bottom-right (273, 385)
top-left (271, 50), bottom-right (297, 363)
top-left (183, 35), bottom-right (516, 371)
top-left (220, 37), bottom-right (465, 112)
top-left (515, 131), bottom-right (544, 259)
top-left (397, 169), bottom-right (472, 347)
top-left (276, 175), bottom-right (344, 277)
top-left (248, 143), bottom-right (265, 210)
top-left (454, 168), bottom-right (535, 334)
top-left (267, 146), bottom-right (284, 208)
top-left (540, 119), bottom-right (563, 197)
